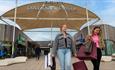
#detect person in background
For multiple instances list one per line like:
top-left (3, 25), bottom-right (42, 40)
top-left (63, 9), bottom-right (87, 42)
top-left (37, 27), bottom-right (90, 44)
top-left (0, 42), bottom-right (5, 58)
top-left (35, 45), bottom-right (41, 60)
top-left (85, 26), bottom-right (105, 70)
top-left (52, 24), bottom-right (76, 70)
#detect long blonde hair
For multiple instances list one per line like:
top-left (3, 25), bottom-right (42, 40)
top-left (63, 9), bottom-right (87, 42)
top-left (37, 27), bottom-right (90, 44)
top-left (92, 26), bottom-right (102, 36)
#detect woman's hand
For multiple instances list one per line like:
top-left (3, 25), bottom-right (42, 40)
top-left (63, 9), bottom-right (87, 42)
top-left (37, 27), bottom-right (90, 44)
top-left (51, 54), bottom-right (55, 57)
top-left (74, 53), bottom-right (77, 57)
top-left (85, 35), bottom-right (92, 42)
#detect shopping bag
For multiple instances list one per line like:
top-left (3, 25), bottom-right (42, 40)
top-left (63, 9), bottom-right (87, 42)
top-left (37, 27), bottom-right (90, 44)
top-left (45, 53), bottom-right (52, 69)
top-left (73, 61), bottom-right (88, 70)
top-left (84, 41), bottom-right (93, 54)
top-left (77, 43), bottom-right (97, 60)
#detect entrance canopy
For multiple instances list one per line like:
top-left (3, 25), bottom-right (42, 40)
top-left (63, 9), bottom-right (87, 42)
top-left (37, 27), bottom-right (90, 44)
top-left (1, 2), bottom-right (100, 30)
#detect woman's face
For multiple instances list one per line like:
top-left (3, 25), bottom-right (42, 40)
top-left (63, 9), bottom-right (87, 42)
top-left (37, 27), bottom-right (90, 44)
top-left (62, 24), bottom-right (67, 32)
top-left (93, 28), bottom-right (100, 34)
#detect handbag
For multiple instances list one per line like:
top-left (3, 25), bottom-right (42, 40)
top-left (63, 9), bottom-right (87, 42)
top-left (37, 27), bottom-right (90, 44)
top-left (45, 53), bottom-right (52, 69)
top-left (73, 61), bottom-right (88, 70)
top-left (77, 42), bottom-right (97, 60)
top-left (84, 41), bottom-right (93, 54)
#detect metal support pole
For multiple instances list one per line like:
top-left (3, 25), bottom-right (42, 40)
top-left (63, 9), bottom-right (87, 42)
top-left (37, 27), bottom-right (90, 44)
top-left (50, 11), bottom-right (53, 48)
top-left (85, 0), bottom-right (90, 35)
top-left (11, 0), bottom-right (18, 57)
top-left (2, 17), bottom-right (97, 21)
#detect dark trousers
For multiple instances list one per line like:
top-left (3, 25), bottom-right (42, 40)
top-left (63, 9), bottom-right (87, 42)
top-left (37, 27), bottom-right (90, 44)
top-left (91, 48), bottom-right (102, 70)
top-left (35, 53), bottom-right (40, 60)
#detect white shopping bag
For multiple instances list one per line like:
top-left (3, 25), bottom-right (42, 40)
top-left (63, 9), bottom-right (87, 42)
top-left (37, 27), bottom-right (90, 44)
top-left (45, 55), bottom-right (47, 69)
top-left (48, 53), bottom-right (52, 66)
top-left (44, 53), bottom-right (52, 69)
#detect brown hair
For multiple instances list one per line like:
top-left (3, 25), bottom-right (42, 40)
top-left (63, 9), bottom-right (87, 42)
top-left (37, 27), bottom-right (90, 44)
top-left (92, 26), bottom-right (101, 35)
top-left (60, 24), bottom-right (67, 32)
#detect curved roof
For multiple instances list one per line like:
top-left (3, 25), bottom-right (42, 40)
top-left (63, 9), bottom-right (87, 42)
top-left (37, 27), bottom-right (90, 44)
top-left (1, 2), bottom-right (100, 30)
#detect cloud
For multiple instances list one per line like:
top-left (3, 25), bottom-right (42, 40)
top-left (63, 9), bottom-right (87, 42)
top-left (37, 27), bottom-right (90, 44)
top-left (0, 1), bottom-right (15, 15)
top-left (107, 0), bottom-right (115, 3)
top-left (0, 6), bottom-right (14, 16)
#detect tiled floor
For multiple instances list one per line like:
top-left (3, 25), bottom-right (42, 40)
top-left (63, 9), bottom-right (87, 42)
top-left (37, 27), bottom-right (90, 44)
top-left (0, 56), bottom-right (115, 70)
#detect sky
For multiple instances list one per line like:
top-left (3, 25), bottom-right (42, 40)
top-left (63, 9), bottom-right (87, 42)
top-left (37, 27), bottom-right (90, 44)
top-left (0, 0), bottom-right (115, 41)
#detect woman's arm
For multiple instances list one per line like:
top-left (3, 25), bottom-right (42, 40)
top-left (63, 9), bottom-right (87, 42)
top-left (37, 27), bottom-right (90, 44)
top-left (85, 35), bottom-right (92, 42)
top-left (72, 37), bottom-right (77, 57)
top-left (51, 34), bottom-right (59, 57)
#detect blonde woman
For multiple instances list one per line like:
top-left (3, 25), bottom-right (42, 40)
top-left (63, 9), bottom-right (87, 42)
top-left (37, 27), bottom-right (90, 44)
top-left (52, 24), bottom-right (76, 70)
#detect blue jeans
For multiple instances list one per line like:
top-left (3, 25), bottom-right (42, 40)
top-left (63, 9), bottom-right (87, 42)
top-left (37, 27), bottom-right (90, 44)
top-left (57, 48), bottom-right (71, 70)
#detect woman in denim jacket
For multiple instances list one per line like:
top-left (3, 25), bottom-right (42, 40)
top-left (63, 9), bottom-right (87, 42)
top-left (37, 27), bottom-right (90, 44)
top-left (52, 24), bottom-right (76, 70)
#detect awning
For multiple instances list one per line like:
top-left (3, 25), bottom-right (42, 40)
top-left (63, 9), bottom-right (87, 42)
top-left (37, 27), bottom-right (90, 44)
top-left (1, 2), bottom-right (100, 30)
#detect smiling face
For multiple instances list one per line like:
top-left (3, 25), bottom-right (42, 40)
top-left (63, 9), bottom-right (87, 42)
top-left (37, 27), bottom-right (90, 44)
top-left (60, 24), bottom-right (67, 32)
top-left (62, 24), bottom-right (67, 32)
top-left (92, 27), bottom-right (101, 35)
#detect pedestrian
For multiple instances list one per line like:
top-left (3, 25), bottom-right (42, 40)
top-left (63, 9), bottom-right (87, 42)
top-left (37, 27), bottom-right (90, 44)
top-left (85, 26), bottom-right (105, 70)
top-left (35, 45), bottom-right (41, 60)
top-left (52, 24), bottom-right (76, 70)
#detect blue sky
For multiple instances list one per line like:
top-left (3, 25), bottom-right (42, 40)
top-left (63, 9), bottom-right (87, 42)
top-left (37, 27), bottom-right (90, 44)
top-left (0, 0), bottom-right (115, 41)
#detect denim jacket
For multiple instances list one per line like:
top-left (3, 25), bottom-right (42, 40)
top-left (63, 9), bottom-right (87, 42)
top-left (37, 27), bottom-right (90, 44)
top-left (52, 33), bottom-right (76, 56)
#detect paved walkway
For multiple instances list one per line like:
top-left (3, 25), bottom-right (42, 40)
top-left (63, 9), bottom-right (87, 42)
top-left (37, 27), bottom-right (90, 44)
top-left (0, 56), bottom-right (115, 70)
